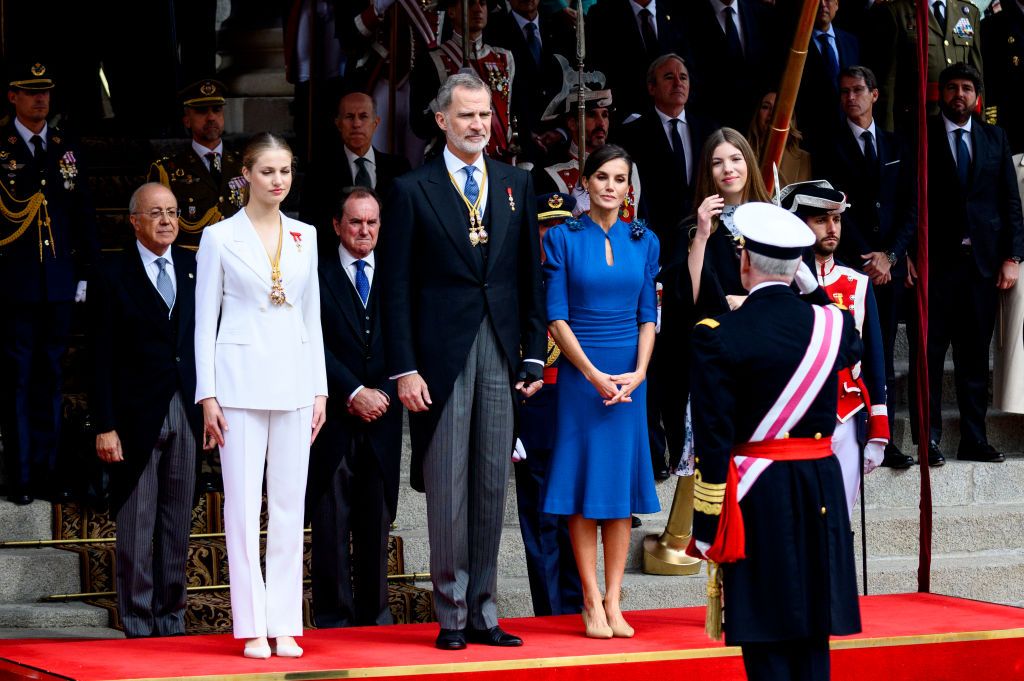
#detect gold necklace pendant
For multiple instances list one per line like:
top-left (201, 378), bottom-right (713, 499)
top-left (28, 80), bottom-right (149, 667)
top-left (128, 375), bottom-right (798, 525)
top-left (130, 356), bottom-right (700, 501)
top-left (269, 266), bottom-right (286, 305)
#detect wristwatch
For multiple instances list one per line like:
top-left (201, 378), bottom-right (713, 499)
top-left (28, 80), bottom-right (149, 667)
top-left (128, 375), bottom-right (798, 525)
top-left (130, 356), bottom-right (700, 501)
top-left (885, 251), bottom-right (898, 266)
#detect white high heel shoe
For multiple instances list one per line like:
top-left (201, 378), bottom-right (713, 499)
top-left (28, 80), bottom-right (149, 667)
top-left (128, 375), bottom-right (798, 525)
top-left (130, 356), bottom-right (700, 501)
top-left (272, 637), bottom-right (304, 658)
top-left (243, 638), bottom-right (271, 659)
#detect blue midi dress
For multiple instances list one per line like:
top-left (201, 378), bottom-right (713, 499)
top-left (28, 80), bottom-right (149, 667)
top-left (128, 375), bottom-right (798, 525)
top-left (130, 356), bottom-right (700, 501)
top-left (541, 214), bottom-right (661, 519)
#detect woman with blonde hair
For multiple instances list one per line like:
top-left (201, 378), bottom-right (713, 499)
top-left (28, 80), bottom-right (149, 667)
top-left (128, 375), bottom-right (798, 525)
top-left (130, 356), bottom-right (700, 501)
top-left (195, 132), bottom-right (327, 659)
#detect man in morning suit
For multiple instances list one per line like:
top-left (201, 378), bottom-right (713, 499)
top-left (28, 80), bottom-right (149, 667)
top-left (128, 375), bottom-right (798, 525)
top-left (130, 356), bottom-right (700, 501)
top-left (585, 0), bottom-right (690, 122)
top-left (147, 80), bottom-right (246, 250)
top-left (925, 63), bottom-right (1023, 464)
top-left (0, 61), bottom-right (98, 505)
top-left (299, 92), bottom-right (411, 256)
top-left (795, 0), bottom-right (860, 152)
top-left (817, 65), bottom-right (916, 469)
top-left (687, 202), bottom-right (863, 681)
top-left (306, 188), bottom-right (402, 628)
top-left (89, 183), bottom-right (202, 638)
top-left (378, 72), bottom-right (546, 650)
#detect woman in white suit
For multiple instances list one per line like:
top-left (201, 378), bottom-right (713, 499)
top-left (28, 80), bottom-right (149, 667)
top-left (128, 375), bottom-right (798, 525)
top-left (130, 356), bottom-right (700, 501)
top-left (195, 133), bottom-right (327, 659)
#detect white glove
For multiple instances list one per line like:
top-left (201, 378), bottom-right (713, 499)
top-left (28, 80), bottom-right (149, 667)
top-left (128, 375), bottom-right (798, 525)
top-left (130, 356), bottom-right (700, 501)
top-left (512, 438), bottom-right (527, 462)
top-left (74, 280), bottom-right (87, 303)
top-left (794, 261), bottom-right (819, 295)
top-left (864, 441), bottom-right (885, 474)
top-left (655, 281), bottom-right (663, 333)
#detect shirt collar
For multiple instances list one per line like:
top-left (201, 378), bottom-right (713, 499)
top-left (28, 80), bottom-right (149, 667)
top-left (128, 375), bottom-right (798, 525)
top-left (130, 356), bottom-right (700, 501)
top-left (192, 139), bottom-right (224, 159)
top-left (812, 25), bottom-right (836, 40)
top-left (14, 117), bottom-right (47, 148)
top-left (942, 114), bottom-right (972, 134)
top-left (847, 117), bottom-right (876, 139)
top-left (344, 145), bottom-right (376, 166)
top-left (748, 281), bottom-right (788, 294)
top-left (630, 0), bottom-right (656, 18)
top-left (338, 243), bottom-right (375, 270)
top-left (710, 0), bottom-right (738, 18)
top-left (443, 145), bottom-right (486, 179)
top-left (512, 10), bottom-right (539, 31)
top-left (136, 240), bottom-right (172, 267)
top-left (933, 0), bottom-right (946, 9)
top-left (655, 107), bottom-right (687, 127)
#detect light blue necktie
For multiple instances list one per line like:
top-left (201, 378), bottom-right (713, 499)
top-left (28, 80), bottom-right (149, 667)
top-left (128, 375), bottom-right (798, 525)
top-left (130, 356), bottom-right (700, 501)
top-left (463, 165), bottom-right (480, 205)
top-left (155, 257), bottom-right (175, 309)
top-left (354, 259), bottom-right (370, 306)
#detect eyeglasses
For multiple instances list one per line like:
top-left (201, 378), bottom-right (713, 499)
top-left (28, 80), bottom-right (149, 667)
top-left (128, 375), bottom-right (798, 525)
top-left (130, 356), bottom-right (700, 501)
top-left (133, 209), bottom-right (181, 220)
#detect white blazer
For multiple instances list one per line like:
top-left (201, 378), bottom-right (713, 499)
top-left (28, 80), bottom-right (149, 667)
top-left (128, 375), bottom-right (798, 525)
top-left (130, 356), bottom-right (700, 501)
top-left (195, 209), bottom-right (328, 410)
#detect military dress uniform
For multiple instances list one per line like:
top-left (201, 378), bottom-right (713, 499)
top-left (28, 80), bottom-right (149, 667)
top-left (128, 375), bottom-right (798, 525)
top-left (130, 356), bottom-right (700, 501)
top-left (688, 203), bottom-right (862, 681)
top-left (146, 80), bottom-right (245, 250)
top-left (870, 0), bottom-right (983, 132)
top-left (981, 2), bottom-right (1024, 153)
top-left (0, 63), bottom-right (98, 502)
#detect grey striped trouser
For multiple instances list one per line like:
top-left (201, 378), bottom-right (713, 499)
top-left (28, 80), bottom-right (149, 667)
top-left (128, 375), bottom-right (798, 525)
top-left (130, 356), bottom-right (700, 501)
top-left (115, 391), bottom-right (196, 638)
top-left (423, 318), bottom-right (514, 630)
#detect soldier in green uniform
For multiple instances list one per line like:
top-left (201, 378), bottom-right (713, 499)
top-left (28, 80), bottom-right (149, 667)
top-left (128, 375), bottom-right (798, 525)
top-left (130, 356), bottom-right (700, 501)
top-left (146, 80), bottom-right (246, 250)
top-left (868, 0), bottom-right (983, 133)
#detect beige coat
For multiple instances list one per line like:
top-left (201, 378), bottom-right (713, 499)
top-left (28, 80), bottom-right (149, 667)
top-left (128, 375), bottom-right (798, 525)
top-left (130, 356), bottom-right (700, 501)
top-left (993, 153), bottom-right (1024, 413)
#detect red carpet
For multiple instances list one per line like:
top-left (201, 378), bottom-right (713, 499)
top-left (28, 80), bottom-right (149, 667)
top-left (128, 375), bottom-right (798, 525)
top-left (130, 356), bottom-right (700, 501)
top-left (0, 594), bottom-right (1022, 681)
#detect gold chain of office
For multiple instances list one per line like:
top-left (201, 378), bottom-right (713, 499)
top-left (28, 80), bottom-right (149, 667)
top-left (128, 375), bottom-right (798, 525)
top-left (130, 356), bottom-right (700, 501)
top-left (0, 186), bottom-right (54, 261)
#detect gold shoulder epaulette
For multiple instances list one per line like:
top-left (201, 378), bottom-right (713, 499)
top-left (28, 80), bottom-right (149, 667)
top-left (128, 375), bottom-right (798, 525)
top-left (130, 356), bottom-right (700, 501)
top-left (697, 318), bottom-right (720, 329)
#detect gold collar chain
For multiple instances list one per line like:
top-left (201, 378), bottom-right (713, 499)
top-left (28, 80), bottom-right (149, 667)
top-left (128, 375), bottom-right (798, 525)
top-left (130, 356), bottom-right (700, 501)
top-left (448, 165), bottom-right (488, 247)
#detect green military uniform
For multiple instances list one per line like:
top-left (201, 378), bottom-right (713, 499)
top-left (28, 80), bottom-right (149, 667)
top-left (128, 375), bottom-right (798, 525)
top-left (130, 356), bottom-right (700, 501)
top-left (982, 3), bottom-right (1024, 153)
top-left (869, 0), bottom-right (983, 132)
top-left (146, 79), bottom-right (245, 250)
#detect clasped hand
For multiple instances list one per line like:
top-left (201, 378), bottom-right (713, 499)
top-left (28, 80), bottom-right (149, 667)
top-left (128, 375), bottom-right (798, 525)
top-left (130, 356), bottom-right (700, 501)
top-left (588, 369), bottom-right (645, 406)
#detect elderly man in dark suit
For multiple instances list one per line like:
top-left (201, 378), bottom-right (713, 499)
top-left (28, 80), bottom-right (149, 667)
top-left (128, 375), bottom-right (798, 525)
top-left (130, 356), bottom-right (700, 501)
top-left (300, 92), bottom-right (411, 253)
top-left (926, 63), bottom-right (1024, 464)
top-left (817, 65), bottom-right (916, 469)
top-left (378, 72), bottom-right (546, 651)
top-left (89, 182), bottom-right (202, 638)
top-left (306, 187), bottom-right (402, 628)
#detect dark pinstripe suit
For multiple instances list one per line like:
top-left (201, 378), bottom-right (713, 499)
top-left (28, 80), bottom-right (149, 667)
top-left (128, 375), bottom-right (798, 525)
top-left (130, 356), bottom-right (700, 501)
top-left (88, 245), bottom-right (202, 637)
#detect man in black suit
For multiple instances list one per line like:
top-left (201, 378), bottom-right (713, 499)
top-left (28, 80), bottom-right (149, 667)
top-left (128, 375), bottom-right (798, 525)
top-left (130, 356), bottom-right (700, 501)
top-left (817, 65), bottom-right (916, 469)
top-left (796, 0), bottom-right (860, 152)
top-left (306, 187), bottom-right (402, 628)
top-left (89, 183), bottom-right (202, 638)
top-left (378, 72), bottom-right (546, 650)
top-left (0, 62), bottom-right (98, 505)
top-left (585, 0), bottom-right (690, 121)
top-left (926, 63), bottom-right (1024, 463)
top-left (684, 0), bottom-right (782, 131)
top-left (300, 92), bottom-right (411, 255)
top-left (485, 0), bottom-right (574, 164)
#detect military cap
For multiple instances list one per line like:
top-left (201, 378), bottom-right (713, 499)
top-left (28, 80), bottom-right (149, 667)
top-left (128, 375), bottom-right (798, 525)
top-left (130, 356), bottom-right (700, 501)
top-left (732, 202), bottom-right (815, 260)
top-left (8, 61), bottom-right (54, 91)
top-left (779, 180), bottom-right (850, 219)
top-left (179, 79), bottom-right (227, 108)
top-left (537, 192), bottom-right (576, 221)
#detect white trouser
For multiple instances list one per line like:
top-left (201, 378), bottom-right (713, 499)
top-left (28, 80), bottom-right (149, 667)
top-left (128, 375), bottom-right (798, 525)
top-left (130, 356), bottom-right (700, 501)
top-left (221, 406), bottom-right (312, 638)
top-left (832, 418), bottom-right (860, 520)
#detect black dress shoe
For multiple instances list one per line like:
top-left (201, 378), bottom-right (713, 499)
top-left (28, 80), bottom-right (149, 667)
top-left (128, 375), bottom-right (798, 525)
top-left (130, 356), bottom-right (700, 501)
top-left (465, 626), bottom-right (523, 647)
top-left (958, 442), bottom-right (1005, 463)
top-left (8, 492), bottom-right (32, 505)
top-left (925, 441), bottom-right (946, 467)
top-left (631, 515), bottom-right (642, 528)
top-left (435, 628), bottom-right (466, 650)
top-left (654, 466), bottom-right (670, 481)
top-left (881, 443), bottom-right (915, 469)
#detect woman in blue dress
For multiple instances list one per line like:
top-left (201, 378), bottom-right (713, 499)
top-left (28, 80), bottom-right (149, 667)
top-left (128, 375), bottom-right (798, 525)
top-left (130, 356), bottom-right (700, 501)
top-left (542, 145), bottom-right (660, 640)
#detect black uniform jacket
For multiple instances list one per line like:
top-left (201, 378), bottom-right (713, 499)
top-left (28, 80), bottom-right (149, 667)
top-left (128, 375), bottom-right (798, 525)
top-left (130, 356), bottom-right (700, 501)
top-left (690, 284), bottom-right (863, 644)
top-left (377, 153), bottom-right (546, 491)
top-left (88, 246), bottom-right (202, 513)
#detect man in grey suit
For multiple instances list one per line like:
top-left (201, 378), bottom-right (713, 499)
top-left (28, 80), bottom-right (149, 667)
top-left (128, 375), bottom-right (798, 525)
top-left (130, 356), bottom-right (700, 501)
top-left (89, 183), bottom-right (202, 637)
top-left (379, 73), bottom-right (546, 650)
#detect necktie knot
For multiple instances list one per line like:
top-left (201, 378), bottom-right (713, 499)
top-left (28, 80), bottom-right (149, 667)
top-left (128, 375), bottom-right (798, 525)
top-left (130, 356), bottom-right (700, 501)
top-left (30, 134), bottom-right (44, 162)
top-left (355, 259), bottom-right (367, 273)
top-left (354, 156), bottom-right (372, 187)
top-left (860, 129), bottom-right (878, 168)
top-left (156, 257), bottom-right (168, 272)
top-left (638, 7), bottom-right (658, 54)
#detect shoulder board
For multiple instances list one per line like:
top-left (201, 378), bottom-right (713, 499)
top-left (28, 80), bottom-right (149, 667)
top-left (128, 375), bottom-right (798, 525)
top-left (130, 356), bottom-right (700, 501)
top-left (697, 318), bottom-right (720, 329)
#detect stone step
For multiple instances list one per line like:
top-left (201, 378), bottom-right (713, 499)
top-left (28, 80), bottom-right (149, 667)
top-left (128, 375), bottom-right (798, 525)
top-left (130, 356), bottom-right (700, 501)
top-left (851, 503), bottom-right (1024, 558)
top-left (0, 549), bottom-right (81, 603)
top-left (0, 602), bottom-right (110, 628)
top-left (858, 457), bottom-right (1024, 510)
top-left (891, 409), bottom-right (1024, 456)
top-left (0, 626), bottom-right (124, 639)
top-left (0, 499), bottom-right (52, 542)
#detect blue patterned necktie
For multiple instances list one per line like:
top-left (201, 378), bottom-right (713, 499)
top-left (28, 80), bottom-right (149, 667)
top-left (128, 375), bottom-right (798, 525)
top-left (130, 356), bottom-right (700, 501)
top-left (955, 129), bottom-right (970, 186)
top-left (463, 165), bottom-right (480, 205)
top-left (354, 259), bottom-right (370, 306)
top-left (155, 257), bottom-right (175, 309)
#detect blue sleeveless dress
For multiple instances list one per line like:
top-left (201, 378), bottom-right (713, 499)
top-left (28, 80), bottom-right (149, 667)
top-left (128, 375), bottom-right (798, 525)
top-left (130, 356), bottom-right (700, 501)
top-left (541, 215), bottom-right (661, 519)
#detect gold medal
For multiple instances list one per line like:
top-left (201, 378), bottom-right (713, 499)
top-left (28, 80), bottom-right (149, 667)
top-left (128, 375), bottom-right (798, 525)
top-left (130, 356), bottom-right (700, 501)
top-left (267, 224), bottom-right (286, 305)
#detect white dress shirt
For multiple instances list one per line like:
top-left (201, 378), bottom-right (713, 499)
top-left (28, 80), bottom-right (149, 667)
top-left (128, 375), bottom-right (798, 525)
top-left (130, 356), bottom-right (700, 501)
top-left (192, 140), bottom-right (224, 172)
top-left (943, 114), bottom-right (973, 163)
top-left (655, 107), bottom-right (693, 183)
top-left (14, 117), bottom-right (47, 152)
top-left (345, 145), bottom-right (377, 188)
top-left (710, 0), bottom-right (744, 50)
top-left (137, 241), bottom-right (176, 316)
top-left (847, 118), bottom-right (878, 156)
top-left (630, 0), bottom-right (658, 39)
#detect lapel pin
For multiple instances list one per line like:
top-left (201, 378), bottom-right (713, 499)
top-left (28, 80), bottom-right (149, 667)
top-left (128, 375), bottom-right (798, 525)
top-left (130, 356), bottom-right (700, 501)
top-left (188, 273), bottom-right (194, 279)
top-left (506, 187), bottom-right (516, 212)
